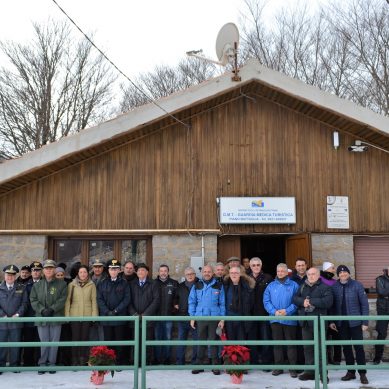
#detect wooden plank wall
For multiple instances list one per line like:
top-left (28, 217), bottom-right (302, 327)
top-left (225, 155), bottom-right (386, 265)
top-left (1, 95), bottom-right (389, 233)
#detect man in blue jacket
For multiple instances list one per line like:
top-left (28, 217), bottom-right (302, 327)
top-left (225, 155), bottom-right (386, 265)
top-left (189, 264), bottom-right (225, 375)
top-left (263, 263), bottom-right (299, 378)
top-left (329, 265), bottom-right (369, 385)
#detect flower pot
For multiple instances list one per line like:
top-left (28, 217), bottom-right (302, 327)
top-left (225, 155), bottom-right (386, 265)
top-left (230, 374), bottom-right (243, 384)
top-left (90, 371), bottom-right (105, 385)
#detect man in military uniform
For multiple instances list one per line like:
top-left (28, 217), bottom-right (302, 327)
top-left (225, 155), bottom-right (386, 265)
top-left (90, 258), bottom-right (107, 286)
top-left (97, 259), bottom-right (131, 366)
top-left (16, 265), bottom-right (32, 285)
top-left (30, 259), bottom-right (67, 374)
top-left (0, 265), bottom-right (28, 373)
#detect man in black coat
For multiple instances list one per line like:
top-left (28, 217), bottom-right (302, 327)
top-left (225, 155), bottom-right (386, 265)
top-left (97, 259), bottom-right (131, 365)
top-left (373, 266), bottom-right (389, 364)
top-left (248, 257), bottom-right (273, 365)
top-left (153, 264), bottom-right (178, 364)
top-left (293, 267), bottom-right (333, 381)
top-left (174, 267), bottom-right (199, 365)
top-left (128, 263), bottom-right (160, 364)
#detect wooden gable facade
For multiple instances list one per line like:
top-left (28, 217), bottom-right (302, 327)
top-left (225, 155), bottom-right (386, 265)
top-left (1, 83), bottom-right (389, 234)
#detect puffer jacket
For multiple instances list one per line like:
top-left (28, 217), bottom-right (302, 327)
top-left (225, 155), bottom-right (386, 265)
top-left (376, 272), bottom-right (389, 314)
top-left (331, 278), bottom-right (369, 327)
top-left (292, 278), bottom-right (333, 327)
top-left (263, 277), bottom-right (299, 326)
top-left (30, 277), bottom-right (67, 326)
top-left (65, 277), bottom-right (98, 317)
top-left (97, 277), bottom-right (130, 326)
top-left (188, 277), bottom-right (226, 316)
top-left (0, 281), bottom-right (28, 329)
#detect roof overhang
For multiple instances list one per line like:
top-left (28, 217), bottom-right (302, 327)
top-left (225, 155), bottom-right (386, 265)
top-left (1, 58), bottom-right (388, 195)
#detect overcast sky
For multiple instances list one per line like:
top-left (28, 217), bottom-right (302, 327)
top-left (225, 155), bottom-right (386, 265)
top-left (0, 0), bottom-right (322, 80)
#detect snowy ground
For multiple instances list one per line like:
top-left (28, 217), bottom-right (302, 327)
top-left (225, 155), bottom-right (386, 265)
top-left (1, 369), bottom-right (389, 389)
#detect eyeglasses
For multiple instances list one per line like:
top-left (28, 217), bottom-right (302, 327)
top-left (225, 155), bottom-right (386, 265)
top-left (251, 264), bottom-right (261, 267)
top-left (230, 272), bottom-right (240, 275)
top-left (185, 273), bottom-right (195, 276)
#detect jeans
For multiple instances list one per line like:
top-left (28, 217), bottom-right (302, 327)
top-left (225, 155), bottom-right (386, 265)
top-left (154, 321), bottom-right (173, 363)
top-left (0, 328), bottom-right (22, 366)
top-left (176, 321), bottom-right (198, 364)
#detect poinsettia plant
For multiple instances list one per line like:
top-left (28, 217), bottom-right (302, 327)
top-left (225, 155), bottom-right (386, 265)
top-left (88, 346), bottom-right (116, 377)
top-left (221, 345), bottom-right (250, 377)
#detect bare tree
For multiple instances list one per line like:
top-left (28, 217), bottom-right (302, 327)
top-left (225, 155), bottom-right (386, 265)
top-left (0, 20), bottom-right (116, 158)
top-left (240, 0), bottom-right (389, 116)
top-left (119, 57), bottom-right (217, 112)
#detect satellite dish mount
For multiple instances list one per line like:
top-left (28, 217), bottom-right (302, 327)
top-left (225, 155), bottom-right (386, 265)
top-left (186, 23), bottom-right (241, 82)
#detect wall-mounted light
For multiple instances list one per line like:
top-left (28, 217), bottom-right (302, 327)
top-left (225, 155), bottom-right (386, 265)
top-left (333, 131), bottom-right (340, 149)
top-left (348, 140), bottom-right (368, 152)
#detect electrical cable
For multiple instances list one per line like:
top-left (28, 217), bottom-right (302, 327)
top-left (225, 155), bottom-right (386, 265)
top-left (51, 0), bottom-right (190, 129)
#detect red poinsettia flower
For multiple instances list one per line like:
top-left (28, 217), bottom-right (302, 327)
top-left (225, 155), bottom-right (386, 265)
top-left (222, 344), bottom-right (250, 377)
top-left (88, 346), bottom-right (117, 378)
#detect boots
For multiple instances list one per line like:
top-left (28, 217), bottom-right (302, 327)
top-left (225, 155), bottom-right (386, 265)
top-left (341, 371), bottom-right (356, 381)
top-left (360, 373), bottom-right (369, 384)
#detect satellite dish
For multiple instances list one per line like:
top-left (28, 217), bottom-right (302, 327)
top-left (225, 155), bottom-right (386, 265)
top-left (186, 22), bottom-right (241, 81)
top-left (215, 23), bottom-right (239, 66)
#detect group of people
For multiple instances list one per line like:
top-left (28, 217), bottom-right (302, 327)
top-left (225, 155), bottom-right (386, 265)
top-left (0, 255), bottom-right (388, 385)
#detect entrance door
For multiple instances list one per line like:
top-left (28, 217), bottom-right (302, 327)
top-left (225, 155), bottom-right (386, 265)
top-left (285, 233), bottom-right (312, 270)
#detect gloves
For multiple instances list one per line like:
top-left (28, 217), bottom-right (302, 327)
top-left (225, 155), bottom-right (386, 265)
top-left (41, 308), bottom-right (54, 317)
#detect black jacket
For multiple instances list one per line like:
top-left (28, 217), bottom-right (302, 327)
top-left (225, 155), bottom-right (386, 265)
top-left (292, 279), bottom-right (333, 327)
top-left (376, 272), bottom-right (389, 314)
top-left (176, 278), bottom-right (198, 316)
top-left (155, 276), bottom-right (179, 315)
top-left (97, 277), bottom-right (131, 325)
top-left (128, 278), bottom-right (160, 316)
top-left (249, 271), bottom-right (273, 315)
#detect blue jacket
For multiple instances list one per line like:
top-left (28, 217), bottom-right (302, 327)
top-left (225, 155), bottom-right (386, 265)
top-left (188, 278), bottom-right (226, 317)
top-left (331, 278), bottom-right (369, 327)
top-left (0, 281), bottom-right (28, 329)
top-left (263, 277), bottom-right (299, 326)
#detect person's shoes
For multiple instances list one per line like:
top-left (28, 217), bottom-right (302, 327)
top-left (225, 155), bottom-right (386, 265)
top-left (272, 369), bottom-right (283, 376)
top-left (289, 370), bottom-right (298, 378)
top-left (298, 372), bottom-right (315, 381)
top-left (341, 372), bottom-right (356, 381)
top-left (49, 370), bottom-right (56, 374)
top-left (212, 369), bottom-right (221, 375)
top-left (332, 360), bottom-right (341, 365)
top-left (243, 369), bottom-right (248, 374)
top-left (38, 371), bottom-right (45, 375)
top-left (373, 358), bottom-right (381, 365)
top-left (360, 373), bottom-right (369, 384)
top-left (191, 369), bottom-right (204, 374)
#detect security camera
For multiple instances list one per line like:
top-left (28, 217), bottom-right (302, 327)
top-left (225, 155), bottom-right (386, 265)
top-left (348, 140), bottom-right (368, 152)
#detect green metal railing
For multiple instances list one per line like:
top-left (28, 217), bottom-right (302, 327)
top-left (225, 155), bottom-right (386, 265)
top-left (0, 315), bottom-right (139, 389)
top-left (320, 315), bottom-right (389, 389)
top-left (142, 315), bottom-right (320, 389)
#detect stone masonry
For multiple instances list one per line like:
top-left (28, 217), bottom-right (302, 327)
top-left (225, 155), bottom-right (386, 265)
top-left (0, 235), bottom-right (48, 281)
top-left (152, 234), bottom-right (217, 281)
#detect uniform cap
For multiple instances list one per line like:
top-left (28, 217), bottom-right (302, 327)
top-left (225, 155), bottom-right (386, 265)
top-left (226, 256), bottom-right (240, 264)
top-left (21, 265), bottom-right (31, 272)
top-left (30, 261), bottom-right (43, 270)
top-left (43, 259), bottom-right (57, 268)
top-left (3, 264), bottom-right (19, 274)
top-left (107, 259), bottom-right (121, 268)
top-left (92, 258), bottom-right (105, 267)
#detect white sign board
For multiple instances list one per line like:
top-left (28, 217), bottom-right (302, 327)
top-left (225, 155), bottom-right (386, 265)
top-left (219, 197), bottom-right (296, 224)
top-left (327, 196), bottom-right (349, 229)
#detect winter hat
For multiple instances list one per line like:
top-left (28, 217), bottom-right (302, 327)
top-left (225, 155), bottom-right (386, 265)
top-left (323, 262), bottom-right (334, 271)
top-left (55, 267), bottom-right (65, 274)
top-left (336, 265), bottom-right (350, 276)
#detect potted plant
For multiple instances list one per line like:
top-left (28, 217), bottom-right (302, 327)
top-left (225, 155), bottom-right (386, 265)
top-left (221, 344), bottom-right (250, 384)
top-left (88, 346), bottom-right (116, 385)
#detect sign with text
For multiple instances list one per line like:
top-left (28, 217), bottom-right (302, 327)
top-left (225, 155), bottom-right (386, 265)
top-left (219, 197), bottom-right (296, 224)
top-left (327, 196), bottom-right (349, 229)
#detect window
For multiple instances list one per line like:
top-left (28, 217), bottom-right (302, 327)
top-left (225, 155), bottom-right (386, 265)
top-left (50, 236), bottom-right (151, 276)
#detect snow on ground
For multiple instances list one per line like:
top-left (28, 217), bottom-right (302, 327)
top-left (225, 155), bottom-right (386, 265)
top-left (1, 368), bottom-right (389, 389)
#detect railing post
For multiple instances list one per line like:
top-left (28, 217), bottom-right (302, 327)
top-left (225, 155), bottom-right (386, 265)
top-left (313, 316), bottom-right (320, 389)
top-left (133, 315), bottom-right (139, 389)
top-left (141, 316), bottom-right (147, 389)
top-left (320, 316), bottom-right (328, 389)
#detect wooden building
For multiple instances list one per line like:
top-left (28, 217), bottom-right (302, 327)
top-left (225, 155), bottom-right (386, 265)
top-left (1, 59), bottom-right (389, 289)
